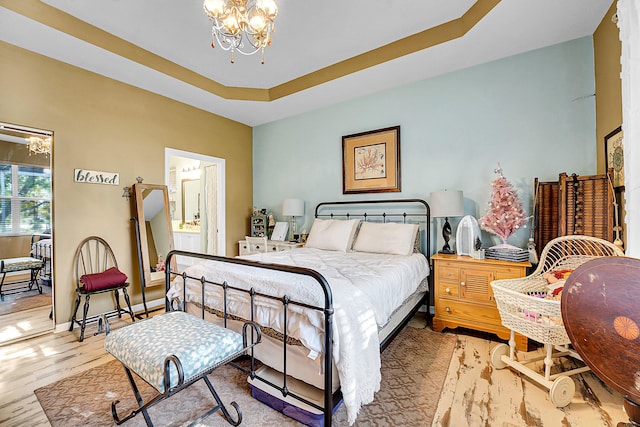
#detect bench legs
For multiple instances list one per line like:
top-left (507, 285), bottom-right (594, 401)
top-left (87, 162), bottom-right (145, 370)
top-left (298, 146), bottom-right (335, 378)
top-left (112, 363), bottom-right (242, 427)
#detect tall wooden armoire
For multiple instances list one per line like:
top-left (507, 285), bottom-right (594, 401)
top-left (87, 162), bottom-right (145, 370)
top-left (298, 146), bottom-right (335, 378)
top-left (533, 170), bottom-right (615, 256)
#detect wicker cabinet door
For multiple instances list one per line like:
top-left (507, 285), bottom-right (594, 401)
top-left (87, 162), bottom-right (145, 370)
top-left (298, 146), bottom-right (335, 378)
top-left (460, 267), bottom-right (494, 303)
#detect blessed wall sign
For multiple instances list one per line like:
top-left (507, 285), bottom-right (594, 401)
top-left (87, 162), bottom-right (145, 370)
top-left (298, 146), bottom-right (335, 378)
top-left (74, 168), bottom-right (120, 185)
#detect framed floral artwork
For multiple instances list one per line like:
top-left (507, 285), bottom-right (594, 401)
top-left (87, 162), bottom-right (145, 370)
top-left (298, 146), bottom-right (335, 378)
top-left (604, 126), bottom-right (624, 189)
top-left (342, 126), bottom-right (401, 194)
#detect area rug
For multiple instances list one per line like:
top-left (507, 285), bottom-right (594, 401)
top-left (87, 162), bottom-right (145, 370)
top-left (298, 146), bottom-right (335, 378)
top-left (0, 292), bottom-right (51, 316)
top-left (35, 326), bottom-right (457, 427)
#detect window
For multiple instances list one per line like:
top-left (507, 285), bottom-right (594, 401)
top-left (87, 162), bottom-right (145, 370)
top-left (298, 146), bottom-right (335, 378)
top-left (0, 163), bottom-right (51, 234)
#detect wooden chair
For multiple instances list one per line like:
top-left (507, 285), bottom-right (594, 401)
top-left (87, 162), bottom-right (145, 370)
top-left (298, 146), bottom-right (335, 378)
top-left (245, 236), bottom-right (268, 253)
top-left (69, 236), bottom-right (134, 342)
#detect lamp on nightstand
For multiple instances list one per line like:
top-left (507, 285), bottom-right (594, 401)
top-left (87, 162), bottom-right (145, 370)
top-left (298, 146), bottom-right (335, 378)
top-left (282, 198), bottom-right (304, 241)
top-left (430, 189), bottom-right (464, 254)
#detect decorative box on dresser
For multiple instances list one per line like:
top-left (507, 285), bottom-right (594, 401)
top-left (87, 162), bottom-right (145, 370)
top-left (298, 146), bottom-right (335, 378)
top-left (250, 214), bottom-right (268, 237)
top-left (431, 253), bottom-right (531, 351)
top-left (238, 240), bottom-right (303, 256)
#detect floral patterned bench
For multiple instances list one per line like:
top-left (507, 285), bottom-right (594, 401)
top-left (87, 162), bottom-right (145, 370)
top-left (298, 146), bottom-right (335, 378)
top-left (103, 310), bottom-right (261, 426)
top-left (0, 256), bottom-right (44, 301)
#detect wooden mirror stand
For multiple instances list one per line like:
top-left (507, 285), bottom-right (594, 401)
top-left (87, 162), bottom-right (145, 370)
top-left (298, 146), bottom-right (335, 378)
top-left (132, 183), bottom-right (175, 317)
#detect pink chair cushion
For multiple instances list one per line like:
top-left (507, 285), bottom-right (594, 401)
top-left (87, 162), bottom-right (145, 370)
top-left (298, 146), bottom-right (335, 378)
top-left (80, 267), bottom-right (127, 292)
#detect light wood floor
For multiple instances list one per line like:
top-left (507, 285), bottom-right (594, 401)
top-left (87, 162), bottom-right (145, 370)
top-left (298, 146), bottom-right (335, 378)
top-left (434, 332), bottom-right (628, 426)
top-left (0, 316), bottom-right (130, 427)
top-left (0, 281), bottom-right (54, 346)
top-left (0, 306), bottom-right (53, 347)
top-left (0, 315), bottom-right (631, 427)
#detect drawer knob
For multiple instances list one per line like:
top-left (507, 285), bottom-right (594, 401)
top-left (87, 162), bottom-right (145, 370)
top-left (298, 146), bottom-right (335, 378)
top-left (445, 306), bottom-right (451, 313)
top-left (460, 281), bottom-right (465, 287)
top-left (445, 287), bottom-right (451, 294)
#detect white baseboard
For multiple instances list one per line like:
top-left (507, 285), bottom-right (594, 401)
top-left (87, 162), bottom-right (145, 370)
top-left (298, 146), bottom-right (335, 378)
top-left (54, 298), bottom-right (165, 334)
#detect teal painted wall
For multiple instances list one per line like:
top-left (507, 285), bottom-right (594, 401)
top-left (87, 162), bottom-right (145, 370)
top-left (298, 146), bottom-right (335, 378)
top-left (253, 37), bottom-right (596, 252)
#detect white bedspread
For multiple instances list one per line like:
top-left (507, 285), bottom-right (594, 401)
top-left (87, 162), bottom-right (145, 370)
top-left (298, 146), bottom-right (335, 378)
top-left (167, 248), bottom-right (429, 424)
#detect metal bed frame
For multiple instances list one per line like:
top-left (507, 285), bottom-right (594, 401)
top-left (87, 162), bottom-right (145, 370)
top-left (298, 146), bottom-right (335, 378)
top-left (31, 233), bottom-right (52, 284)
top-left (164, 199), bottom-right (431, 427)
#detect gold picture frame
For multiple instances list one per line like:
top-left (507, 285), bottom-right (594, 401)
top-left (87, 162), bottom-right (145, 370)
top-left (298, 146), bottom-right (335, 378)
top-left (342, 126), bottom-right (401, 194)
top-left (605, 126), bottom-right (624, 189)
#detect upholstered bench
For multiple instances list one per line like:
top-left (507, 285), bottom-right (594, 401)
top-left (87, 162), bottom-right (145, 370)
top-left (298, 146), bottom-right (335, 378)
top-left (104, 310), bottom-right (261, 426)
top-left (0, 256), bottom-right (44, 301)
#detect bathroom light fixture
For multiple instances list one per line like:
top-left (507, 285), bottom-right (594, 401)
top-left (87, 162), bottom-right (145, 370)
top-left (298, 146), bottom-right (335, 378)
top-left (203, 0), bottom-right (278, 63)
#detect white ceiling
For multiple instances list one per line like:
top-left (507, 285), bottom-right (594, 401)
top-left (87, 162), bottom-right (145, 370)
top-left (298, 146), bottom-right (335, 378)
top-left (0, 0), bottom-right (613, 126)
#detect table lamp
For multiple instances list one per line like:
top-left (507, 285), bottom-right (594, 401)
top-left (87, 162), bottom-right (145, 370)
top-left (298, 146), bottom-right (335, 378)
top-left (282, 198), bottom-right (304, 241)
top-left (430, 189), bottom-right (464, 254)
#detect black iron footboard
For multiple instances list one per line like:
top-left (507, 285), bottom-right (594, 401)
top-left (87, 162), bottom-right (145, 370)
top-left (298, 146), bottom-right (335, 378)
top-left (163, 198), bottom-right (431, 426)
top-left (164, 250), bottom-right (338, 426)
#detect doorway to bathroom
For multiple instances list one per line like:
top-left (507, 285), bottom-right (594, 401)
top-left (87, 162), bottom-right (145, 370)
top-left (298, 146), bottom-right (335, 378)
top-left (165, 148), bottom-right (226, 263)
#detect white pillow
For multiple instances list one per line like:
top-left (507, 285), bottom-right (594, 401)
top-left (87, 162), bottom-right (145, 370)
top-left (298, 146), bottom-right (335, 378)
top-left (305, 219), bottom-right (361, 252)
top-left (352, 222), bottom-right (419, 256)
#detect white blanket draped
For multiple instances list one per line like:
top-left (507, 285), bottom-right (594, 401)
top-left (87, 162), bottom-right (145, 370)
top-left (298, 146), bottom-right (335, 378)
top-left (167, 248), bottom-right (429, 424)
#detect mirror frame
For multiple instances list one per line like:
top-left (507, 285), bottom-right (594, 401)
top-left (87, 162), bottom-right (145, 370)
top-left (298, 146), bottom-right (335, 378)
top-left (133, 183), bottom-right (175, 288)
top-left (181, 178), bottom-right (200, 224)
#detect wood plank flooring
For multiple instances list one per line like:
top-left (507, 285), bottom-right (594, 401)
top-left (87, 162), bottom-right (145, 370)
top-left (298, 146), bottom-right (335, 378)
top-left (0, 306), bottom-right (53, 346)
top-left (0, 316), bottom-right (129, 426)
top-left (0, 315), bottom-right (631, 427)
top-left (433, 333), bottom-right (628, 426)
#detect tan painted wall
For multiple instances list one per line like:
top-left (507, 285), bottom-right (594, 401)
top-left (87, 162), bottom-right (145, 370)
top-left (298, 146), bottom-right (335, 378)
top-left (0, 41), bottom-right (253, 325)
top-left (593, 1), bottom-right (626, 246)
top-left (594, 1), bottom-right (622, 172)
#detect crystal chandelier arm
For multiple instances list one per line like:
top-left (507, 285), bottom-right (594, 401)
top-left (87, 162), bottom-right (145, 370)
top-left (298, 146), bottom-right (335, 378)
top-left (204, 0), bottom-right (277, 61)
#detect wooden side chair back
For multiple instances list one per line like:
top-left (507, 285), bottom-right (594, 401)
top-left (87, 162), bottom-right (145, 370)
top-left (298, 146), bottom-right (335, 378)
top-left (69, 236), bottom-right (134, 341)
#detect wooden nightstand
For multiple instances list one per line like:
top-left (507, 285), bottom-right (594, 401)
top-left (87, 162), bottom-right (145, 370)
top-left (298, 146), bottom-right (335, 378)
top-left (431, 253), bottom-right (531, 351)
top-left (238, 240), bottom-right (303, 256)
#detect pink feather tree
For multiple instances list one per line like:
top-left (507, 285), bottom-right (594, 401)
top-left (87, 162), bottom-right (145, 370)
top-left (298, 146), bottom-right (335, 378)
top-left (479, 164), bottom-right (529, 249)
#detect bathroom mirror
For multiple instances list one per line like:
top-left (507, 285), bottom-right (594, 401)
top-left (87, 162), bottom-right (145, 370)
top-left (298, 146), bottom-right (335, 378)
top-left (132, 183), bottom-right (175, 293)
top-left (181, 178), bottom-right (200, 225)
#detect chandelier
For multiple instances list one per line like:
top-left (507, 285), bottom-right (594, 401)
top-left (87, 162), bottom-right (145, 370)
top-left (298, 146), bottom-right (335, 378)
top-left (28, 136), bottom-right (52, 156)
top-left (203, 0), bottom-right (278, 64)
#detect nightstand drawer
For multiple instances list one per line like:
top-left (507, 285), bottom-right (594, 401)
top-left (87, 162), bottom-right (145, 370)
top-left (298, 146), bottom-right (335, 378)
top-left (239, 242), bottom-right (250, 255)
top-left (437, 264), bottom-right (460, 282)
top-left (436, 299), bottom-right (502, 327)
top-left (494, 266), bottom-right (525, 280)
top-left (438, 282), bottom-right (459, 297)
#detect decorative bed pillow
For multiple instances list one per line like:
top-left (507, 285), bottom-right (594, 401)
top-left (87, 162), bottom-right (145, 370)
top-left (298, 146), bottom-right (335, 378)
top-left (352, 222), bottom-right (419, 256)
top-left (305, 218), bottom-right (361, 252)
top-left (80, 267), bottom-right (127, 292)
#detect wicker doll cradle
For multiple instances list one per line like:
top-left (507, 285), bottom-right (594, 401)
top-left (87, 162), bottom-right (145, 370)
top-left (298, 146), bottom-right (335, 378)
top-left (489, 235), bottom-right (624, 407)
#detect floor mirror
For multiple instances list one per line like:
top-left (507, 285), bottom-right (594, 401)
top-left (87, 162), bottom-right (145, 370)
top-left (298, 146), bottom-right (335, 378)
top-left (0, 122), bottom-right (53, 345)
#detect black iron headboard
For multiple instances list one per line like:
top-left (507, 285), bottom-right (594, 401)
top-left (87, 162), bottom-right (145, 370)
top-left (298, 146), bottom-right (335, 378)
top-left (314, 198), bottom-right (431, 263)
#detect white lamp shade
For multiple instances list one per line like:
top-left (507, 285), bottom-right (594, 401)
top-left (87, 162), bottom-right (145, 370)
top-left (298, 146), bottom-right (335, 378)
top-left (282, 198), bottom-right (304, 217)
top-left (430, 190), bottom-right (464, 218)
